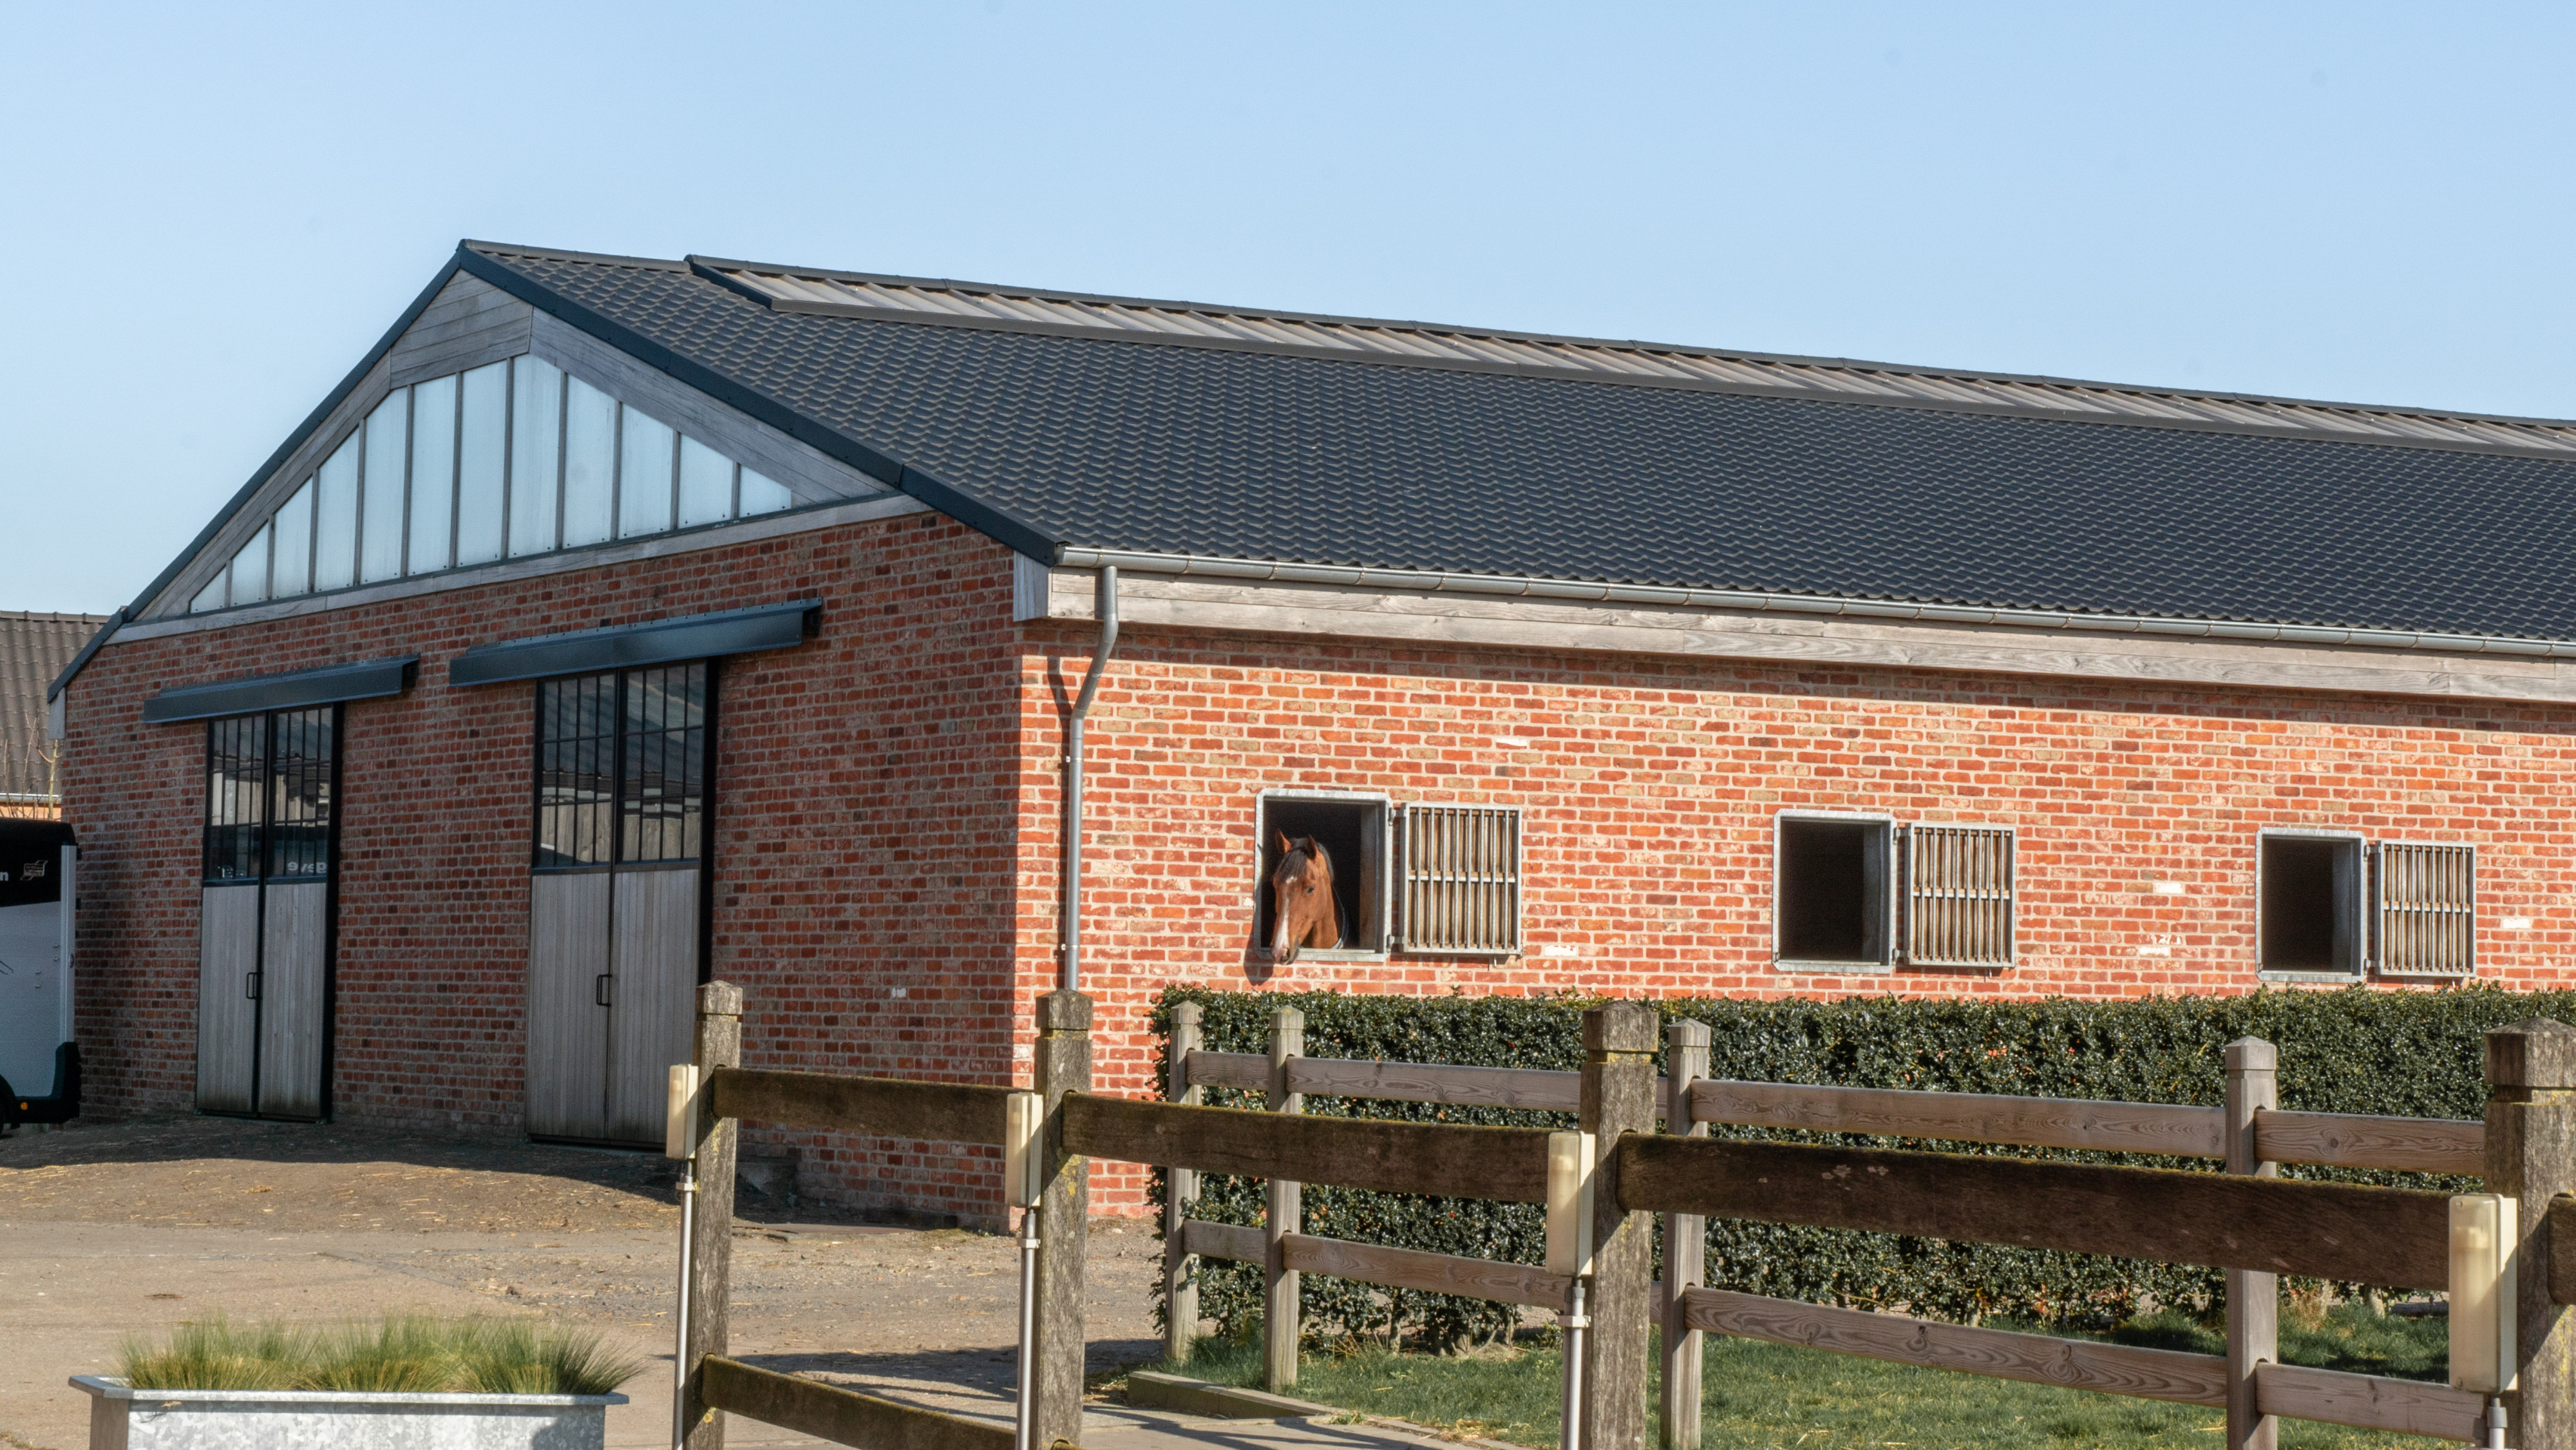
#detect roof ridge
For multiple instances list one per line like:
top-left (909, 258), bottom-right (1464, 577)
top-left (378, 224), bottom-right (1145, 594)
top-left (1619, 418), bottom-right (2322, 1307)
top-left (681, 253), bottom-right (2576, 438)
top-left (466, 240), bottom-right (689, 273)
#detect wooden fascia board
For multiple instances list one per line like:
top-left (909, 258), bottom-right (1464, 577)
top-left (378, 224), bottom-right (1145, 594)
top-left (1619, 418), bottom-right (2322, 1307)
top-left (1030, 564), bottom-right (2576, 706)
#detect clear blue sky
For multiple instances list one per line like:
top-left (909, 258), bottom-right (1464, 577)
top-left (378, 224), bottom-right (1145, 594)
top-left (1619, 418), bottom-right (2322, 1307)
top-left (5, 3), bottom-right (2569, 614)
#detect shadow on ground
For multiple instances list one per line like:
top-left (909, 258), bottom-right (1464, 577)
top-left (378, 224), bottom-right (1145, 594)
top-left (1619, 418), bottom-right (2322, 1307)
top-left (0, 1113), bottom-right (876, 1234)
top-left (739, 1339), bottom-right (1165, 1414)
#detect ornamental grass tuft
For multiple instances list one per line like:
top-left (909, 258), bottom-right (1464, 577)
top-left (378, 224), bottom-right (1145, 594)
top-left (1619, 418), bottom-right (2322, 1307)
top-left (119, 1313), bottom-right (644, 1395)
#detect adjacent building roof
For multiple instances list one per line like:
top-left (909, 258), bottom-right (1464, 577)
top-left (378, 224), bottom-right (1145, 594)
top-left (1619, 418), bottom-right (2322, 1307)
top-left (2, 613), bottom-right (109, 801)
top-left (126, 240), bottom-right (2576, 656)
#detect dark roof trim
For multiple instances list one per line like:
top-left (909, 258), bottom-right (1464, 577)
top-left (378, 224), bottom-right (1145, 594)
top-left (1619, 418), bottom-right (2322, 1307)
top-left (142, 656), bottom-right (421, 725)
top-left (685, 254), bottom-right (2576, 439)
top-left (46, 609), bottom-right (125, 703)
top-left (459, 246), bottom-right (1063, 560)
top-left (686, 288), bottom-right (2576, 468)
top-left (447, 598), bottom-right (822, 687)
top-left (122, 257), bottom-right (471, 625)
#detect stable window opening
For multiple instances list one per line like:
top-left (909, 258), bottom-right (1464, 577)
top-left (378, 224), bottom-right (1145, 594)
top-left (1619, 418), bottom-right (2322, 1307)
top-left (1775, 814), bottom-right (1893, 968)
top-left (2259, 832), bottom-right (2363, 974)
top-left (1255, 794), bottom-right (1387, 957)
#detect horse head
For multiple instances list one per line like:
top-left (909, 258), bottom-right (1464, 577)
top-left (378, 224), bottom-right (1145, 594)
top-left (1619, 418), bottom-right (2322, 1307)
top-left (1270, 832), bottom-right (1343, 964)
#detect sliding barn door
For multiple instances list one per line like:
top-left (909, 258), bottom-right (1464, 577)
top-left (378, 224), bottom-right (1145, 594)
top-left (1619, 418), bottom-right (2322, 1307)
top-left (194, 883), bottom-right (260, 1114)
top-left (526, 663), bottom-right (708, 1147)
top-left (526, 871), bottom-right (612, 1141)
top-left (196, 708), bottom-right (337, 1120)
top-left (605, 866), bottom-right (699, 1142)
top-left (254, 881), bottom-right (330, 1118)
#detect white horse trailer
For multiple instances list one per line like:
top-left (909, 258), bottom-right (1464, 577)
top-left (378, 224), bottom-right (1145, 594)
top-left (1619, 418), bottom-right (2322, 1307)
top-left (0, 819), bottom-right (76, 1124)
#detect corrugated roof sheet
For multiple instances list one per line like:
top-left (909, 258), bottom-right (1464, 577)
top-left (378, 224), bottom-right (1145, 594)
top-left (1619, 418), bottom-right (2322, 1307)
top-left (456, 242), bottom-right (2576, 647)
top-left (0, 613), bottom-right (108, 801)
top-left (696, 256), bottom-right (2576, 460)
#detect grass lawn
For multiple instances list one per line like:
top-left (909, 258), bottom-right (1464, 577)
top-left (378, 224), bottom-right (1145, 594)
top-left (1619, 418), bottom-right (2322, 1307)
top-left (1153, 1306), bottom-right (2452, 1449)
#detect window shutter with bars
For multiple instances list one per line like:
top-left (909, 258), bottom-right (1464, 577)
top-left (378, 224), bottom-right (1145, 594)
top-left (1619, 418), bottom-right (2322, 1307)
top-left (1902, 825), bottom-right (2015, 969)
top-left (1397, 805), bottom-right (1522, 955)
top-left (2374, 842), bottom-right (2475, 977)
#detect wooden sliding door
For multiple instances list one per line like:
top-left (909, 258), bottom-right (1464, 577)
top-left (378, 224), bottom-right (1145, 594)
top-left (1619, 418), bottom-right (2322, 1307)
top-left (196, 707), bottom-right (337, 1120)
top-left (525, 662), bottom-right (708, 1147)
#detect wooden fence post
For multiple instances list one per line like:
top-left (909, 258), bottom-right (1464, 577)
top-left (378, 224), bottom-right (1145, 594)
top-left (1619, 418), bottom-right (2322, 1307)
top-left (1164, 1002), bottom-right (1203, 1364)
top-left (1582, 1002), bottom-right (1657, 1450)
top-left (681, 981), bottom-right (743, 1450)
top-left (1033, 990), bottom-right (1093, 1450)
top-left (2224, 1037), bottom-right (2278, 1450)
top-left (2486, 1018), bottom-right (2576, 1450)
top-left (1660, 1018), bottom-right (1710, 1450)
top-left (1265, 1006), bottom-right (1305, 1393)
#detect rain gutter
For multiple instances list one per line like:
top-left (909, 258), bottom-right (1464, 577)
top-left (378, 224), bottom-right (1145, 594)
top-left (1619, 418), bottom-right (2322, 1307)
top-left (1051, 549), bottom-right (2576, 662)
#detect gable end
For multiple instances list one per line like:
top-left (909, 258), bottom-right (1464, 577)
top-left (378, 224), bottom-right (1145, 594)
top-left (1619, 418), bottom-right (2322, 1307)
top-left (386, 272), bottom-right (533, 388)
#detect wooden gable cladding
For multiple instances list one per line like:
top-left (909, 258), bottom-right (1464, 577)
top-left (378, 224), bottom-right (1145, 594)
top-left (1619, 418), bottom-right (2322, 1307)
top-left (386, 272), bottom-right (533, 388)
top-left (140, 269), bottom-right (536, 622)
top-left (140, 277), bottom-right (888, 627)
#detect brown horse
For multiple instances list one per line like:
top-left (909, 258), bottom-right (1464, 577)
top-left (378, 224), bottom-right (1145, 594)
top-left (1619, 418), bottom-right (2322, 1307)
top-left (1270, 832), bottom-right (1344, 963)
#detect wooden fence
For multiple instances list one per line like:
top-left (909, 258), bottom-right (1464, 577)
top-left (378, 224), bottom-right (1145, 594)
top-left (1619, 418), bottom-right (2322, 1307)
top-left (670, 985), bottom-right (2576, 1450)
top-left (1160, 1004), bottom-right (2535, 1449)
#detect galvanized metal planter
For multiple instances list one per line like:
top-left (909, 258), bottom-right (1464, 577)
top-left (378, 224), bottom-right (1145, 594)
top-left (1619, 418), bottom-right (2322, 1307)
top-left (71, 1375), bottom-right (626, 1450)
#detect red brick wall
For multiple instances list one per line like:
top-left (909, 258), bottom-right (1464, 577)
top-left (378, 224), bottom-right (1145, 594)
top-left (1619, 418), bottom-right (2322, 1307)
top-left (67, 522), bottom-right (2576, 1226)
top-left (64, 512), bottom-right (1030, 1223)
top-left (1016, 625), bottom-right (2576, 1212)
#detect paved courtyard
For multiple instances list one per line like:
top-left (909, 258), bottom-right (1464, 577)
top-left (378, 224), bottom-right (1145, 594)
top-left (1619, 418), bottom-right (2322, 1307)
top-left (0, 1114), bottom-right (1192, 1449)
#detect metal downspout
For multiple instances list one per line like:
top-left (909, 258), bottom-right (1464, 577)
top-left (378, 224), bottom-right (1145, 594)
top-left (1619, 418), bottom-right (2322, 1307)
top-left (1061, 567), bottom-right (1119, 993)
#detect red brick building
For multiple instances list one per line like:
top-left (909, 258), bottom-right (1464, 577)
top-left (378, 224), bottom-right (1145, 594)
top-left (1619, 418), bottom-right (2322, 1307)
top-left (50, 242), bottom-right (2576, 1221)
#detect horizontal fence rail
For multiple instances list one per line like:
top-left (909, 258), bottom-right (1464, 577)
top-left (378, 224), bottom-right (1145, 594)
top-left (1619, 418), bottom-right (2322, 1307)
top-left (1689, 1078), bottom-right (2225, 1158)
top-left (1179, 1218), bottom-right (1266, 1264)
top-left (1616, 1135), bottom-right (2454, 1288)
top-left (706, 1068), bottom-right (1016, 1145)
top-left (1681, 1288), bottom-right (2228, 1406)
top-left (2252, 1362), bottom-right (2486, 1443)
top-left (1678, 1289), bottom-right (2486, 1440)
top-left (1179, 1217), bottom-right (1570, 1308)
top-left (700, 1356), bottom-right (1021, 1450)
top-left (2250, 1108), bottom-right (2485, 1176)
top-left (1065, 1091), bottom-right (1555, 1202)
top-left (1285, 1232), bottom-right (1570, 1310)
top-left (1183, 1049), bottom-right (2483, 1174)
top-left (1189, 1048), bottom-right (1591, 1113)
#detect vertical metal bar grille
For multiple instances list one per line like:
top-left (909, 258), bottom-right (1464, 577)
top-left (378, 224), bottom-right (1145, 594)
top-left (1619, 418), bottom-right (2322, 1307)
top-left (536, 673), bottom-right (618, 867)
top-left (1398, 805), bottom-right (1520, 954)
top-left (264, 707), bottom-right (335, 881)
top-left (204, 714), bottom-right (267, 882)
top-left (1903, 825), bottom-right (2014, 969)
top-left (2376, 843), bottom-right (2475, 977)
top-left (619, 661), bottom-right (707, 864)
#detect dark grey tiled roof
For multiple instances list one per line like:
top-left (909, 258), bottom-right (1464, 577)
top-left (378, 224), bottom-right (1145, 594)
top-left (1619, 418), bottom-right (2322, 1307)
top-left (1, 613), bottom-right (107, 801)
top-left (465, 243), bottom-right (2576, 645)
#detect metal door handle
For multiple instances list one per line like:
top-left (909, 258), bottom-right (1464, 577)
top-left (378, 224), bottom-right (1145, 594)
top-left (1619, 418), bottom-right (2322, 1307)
top-left (245, 971), bottom-right (261, 1001)
top-left (594, 973), bottom-right (612, 1007)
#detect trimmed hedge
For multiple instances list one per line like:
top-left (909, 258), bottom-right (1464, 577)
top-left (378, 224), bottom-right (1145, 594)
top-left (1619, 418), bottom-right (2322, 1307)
top-left (1151, 985), bottom-right (2569, 1349)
